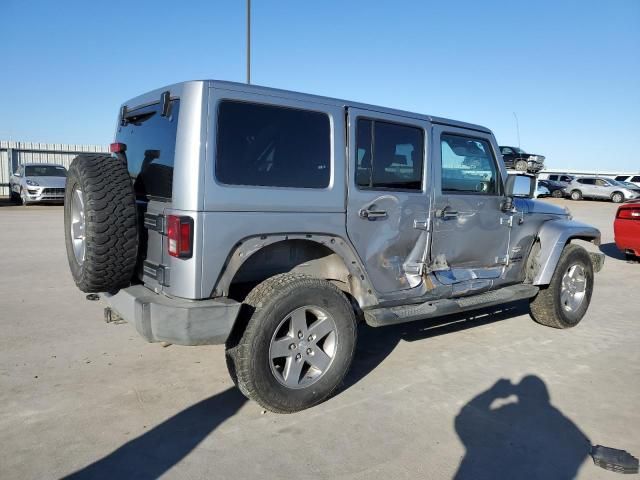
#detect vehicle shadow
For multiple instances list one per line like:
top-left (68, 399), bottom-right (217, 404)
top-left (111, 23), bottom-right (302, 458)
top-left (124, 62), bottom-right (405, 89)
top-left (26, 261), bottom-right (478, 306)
top-left (453, 375), bottom-right (591, 479)
top-left (62, 302), bottom-right (528, 479)
top-left (62, 387), bottom-right (247, 480)
top-left (599, 242), bottom-right (626, 260)
top-left (344, 301), bottom-right (529, 389)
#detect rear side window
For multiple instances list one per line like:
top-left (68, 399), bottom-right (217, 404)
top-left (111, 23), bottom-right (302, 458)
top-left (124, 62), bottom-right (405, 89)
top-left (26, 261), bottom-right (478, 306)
top-left (216, 101), bottom-right (330, 188)
top-left (116, 100), bottom-right (180, 200)
top-left (615, 175), bottom-right (629, 181)
top-left (440, 134), bottom-right (499, 195)
top-left (632, 176), bottom-right (640, 182)
top-left (356, 119), bottom-right (424, 190)
top-left (578, 178), bottom-right (595, 185)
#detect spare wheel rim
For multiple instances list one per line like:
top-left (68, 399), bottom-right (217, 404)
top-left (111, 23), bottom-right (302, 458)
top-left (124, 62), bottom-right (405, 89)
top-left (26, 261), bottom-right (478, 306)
top-left (70, 188), bottom-right (86, 265)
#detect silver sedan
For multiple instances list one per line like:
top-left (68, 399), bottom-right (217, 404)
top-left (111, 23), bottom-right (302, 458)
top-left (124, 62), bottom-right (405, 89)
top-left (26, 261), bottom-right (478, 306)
top-left (9, 163), bottom-right (68, 205)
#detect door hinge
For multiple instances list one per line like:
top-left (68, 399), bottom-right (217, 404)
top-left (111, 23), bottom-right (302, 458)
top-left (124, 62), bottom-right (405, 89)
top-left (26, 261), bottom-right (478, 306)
top-left (500, 216), bottom-right (513, 227)
top-left (143, 261), bottom-right (170, 287)
top-left (144, 213), bottom-right (166, 234)
top-left (413, 219), bottom-right (430, 230)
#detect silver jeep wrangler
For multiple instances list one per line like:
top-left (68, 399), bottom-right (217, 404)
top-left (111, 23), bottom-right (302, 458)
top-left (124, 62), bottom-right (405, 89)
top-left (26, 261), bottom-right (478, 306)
top-left (64, 80), bottom-right (604, 413)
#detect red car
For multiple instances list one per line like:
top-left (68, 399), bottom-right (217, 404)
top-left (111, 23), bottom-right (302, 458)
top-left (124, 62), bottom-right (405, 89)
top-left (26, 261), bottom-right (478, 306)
top-left (614, 201), bottom-right (640, 259)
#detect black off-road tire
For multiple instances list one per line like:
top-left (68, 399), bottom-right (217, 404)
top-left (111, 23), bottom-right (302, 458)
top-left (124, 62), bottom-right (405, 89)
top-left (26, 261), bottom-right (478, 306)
top-left (529, 244), bottom-right (594, 329)
top-left (570, 189), bottom-right (582, 201)
top-left (552, 189), bottom-right (564, 198)
top-left (64, 154), bottom-right (138, 293)
top-left (611, 191), bottom-right (624, 203)
top-left (225, 273), bottom-right (357, 413)
top-left (9, 189), bottom-right (20, 204)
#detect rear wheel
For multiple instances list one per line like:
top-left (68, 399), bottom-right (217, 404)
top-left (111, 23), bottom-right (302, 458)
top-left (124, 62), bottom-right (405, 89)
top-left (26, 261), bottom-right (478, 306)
top-left (529, 244), bottom-right (593, 328)
top-left (570, 190), bottom-right (582, 201)
top-left (611, 191), bottom-right (624, 203)
top-left (515, 159), bottom-right (528, 172)
top-left (226, 274), bottom-right (357, 413)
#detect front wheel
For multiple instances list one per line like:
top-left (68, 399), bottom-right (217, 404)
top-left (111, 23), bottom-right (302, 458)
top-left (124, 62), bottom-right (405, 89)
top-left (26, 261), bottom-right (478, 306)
top-left (611, 192), bottom-right (624, 203)
top-left (226, 274), bottom-right (357, 413)
top-left (529, 244), bottom-right (594, 328)
top-left (570, 190), bottom-right (582, 201)
top-left (20, 189), bottom-right (30, 206)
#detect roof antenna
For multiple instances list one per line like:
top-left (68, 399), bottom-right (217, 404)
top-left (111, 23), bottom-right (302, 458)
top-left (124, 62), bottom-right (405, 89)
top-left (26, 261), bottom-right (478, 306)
top-left (246, 0), bottom-right (251, 84)
top-left (513, 112), bottom-right (521, 150)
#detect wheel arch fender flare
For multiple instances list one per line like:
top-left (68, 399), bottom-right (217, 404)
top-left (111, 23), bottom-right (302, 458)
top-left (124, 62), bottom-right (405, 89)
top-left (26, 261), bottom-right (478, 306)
top-left (532, 219), bottom-right (601, 285)
top-left (212, 234), bottom-right (379, 308)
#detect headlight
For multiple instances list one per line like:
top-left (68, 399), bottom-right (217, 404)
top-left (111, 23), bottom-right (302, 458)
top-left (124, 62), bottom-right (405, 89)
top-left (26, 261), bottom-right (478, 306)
top-left (26, 179), bottom-right (39, 186)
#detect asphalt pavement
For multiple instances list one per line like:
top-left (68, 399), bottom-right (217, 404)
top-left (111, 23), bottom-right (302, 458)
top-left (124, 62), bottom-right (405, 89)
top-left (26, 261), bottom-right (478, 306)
top-left (0, 198), bottom-right (638, 479)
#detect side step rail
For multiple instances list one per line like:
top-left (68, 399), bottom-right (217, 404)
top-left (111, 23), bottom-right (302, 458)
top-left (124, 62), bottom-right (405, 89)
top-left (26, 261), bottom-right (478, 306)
top-left (364, 284), bottom-right (539, 327)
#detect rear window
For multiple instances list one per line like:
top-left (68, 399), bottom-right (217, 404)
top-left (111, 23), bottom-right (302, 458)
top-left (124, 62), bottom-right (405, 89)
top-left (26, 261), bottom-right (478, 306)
top-left (25, 165), bottom-right (67, 177)
top-left (215, 100), bottom-right (330, 188)
top-left (115, 99), bottom-right (180, 200)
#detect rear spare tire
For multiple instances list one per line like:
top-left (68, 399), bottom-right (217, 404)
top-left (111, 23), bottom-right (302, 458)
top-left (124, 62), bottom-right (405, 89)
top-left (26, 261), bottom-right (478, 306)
top-left (515, 159), bottom-right (528, 172)
top-left (64, 154), bottom-right (138, 293)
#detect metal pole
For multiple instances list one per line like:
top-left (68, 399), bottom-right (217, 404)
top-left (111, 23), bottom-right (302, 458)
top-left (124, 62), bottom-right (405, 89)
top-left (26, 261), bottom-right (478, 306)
top-left (513, 112), bottom-right (521, 149)
top-left (246, 0), bottom-right (251, 84)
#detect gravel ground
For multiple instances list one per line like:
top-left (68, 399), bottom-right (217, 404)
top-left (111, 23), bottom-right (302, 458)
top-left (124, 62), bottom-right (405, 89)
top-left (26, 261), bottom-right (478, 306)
top-left (0, 197), bottom-right (638, 479)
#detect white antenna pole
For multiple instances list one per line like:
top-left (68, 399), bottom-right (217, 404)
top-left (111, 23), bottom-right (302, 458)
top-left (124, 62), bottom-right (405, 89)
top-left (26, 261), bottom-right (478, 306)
top-left (513, 112), bottom-right (521, 149)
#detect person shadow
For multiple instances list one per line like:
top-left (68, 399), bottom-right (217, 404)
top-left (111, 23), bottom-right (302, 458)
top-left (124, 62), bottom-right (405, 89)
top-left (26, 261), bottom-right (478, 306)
top-left (62, 300), bottom-right (530, 479)
top-left (62, 388), bottom-right (247, 480)
top-left (454, 376), bottom-right (591, 480)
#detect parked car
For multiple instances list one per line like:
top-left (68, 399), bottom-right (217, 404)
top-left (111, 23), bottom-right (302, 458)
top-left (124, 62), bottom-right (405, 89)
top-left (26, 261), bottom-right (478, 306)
top-left (499, 146), bottom-right (545, 173)
top-left (9, 163), bottom-right (68, 205)
top-left (538, 173), bottom-right (575, 184)
top-left (619, 181), bottom-right (640, 195)
top-left (614, 175), bottom-right (640, 188)
top-left (566, 177), bottom-right (640, 203)
top-left (535, 184), bottom-right (551, 198)
top-left (538, 179), bottom-right (567, 198)
top-left (614, 201), bottom-right (640, 259)
top-left (62, 80), bottom-right (604, 413)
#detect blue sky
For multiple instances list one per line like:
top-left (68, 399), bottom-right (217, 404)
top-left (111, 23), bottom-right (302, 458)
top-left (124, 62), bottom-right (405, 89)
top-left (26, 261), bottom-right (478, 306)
top-left (1, 0), bottom-right (639, 171)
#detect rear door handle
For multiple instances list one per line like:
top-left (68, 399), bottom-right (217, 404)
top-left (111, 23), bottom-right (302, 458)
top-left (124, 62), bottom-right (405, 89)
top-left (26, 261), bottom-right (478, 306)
top-left (359, 208), bottom-right (388, 220)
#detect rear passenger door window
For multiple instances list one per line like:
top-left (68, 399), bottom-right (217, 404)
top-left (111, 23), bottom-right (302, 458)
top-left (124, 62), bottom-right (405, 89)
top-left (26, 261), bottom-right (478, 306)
top-left (356, 119), bottom-right (424, 190)
top-left (216, 100), bottom-right (330, 188)
top-left (440, 134), bottom-right (500, 195)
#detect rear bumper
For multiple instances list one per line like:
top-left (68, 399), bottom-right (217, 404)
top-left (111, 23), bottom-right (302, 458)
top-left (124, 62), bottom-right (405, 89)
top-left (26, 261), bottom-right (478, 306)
top-left (104, 285), bottom-right (241, 345)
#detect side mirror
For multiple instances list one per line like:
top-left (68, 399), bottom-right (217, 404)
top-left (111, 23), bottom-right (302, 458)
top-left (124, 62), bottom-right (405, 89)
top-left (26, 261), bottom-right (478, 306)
top-left (506, 174), bottom-right (536, 198)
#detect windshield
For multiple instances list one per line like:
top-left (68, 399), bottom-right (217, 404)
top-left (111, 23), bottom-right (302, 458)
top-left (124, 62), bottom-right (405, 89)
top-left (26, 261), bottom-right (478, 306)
top-left (608, 179), bottom-right (627, 187)
top-left (25, 165), bottom-right (67, 177)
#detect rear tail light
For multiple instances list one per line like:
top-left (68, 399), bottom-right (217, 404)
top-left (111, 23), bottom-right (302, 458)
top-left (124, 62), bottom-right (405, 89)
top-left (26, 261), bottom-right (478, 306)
top-left (166, 215), bottom-right (193, 258)
top-left (110, 142), bottom-right (126, 153)
top-left (617, 207), bottom-right (640, 220)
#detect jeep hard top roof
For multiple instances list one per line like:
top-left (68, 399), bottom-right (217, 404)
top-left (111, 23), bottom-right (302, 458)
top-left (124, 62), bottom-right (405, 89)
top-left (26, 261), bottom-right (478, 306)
top-left (121, 80), bottom-right (493, 135)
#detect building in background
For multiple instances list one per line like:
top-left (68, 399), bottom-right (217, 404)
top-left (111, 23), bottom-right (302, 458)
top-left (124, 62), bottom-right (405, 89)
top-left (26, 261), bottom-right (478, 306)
top-left (0, 141), bottom-right (109, 196)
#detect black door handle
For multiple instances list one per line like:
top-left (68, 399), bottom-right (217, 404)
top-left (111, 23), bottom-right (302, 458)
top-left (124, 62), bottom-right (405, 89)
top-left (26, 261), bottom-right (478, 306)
top-left (359, 208), bottom-right (388, 220)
